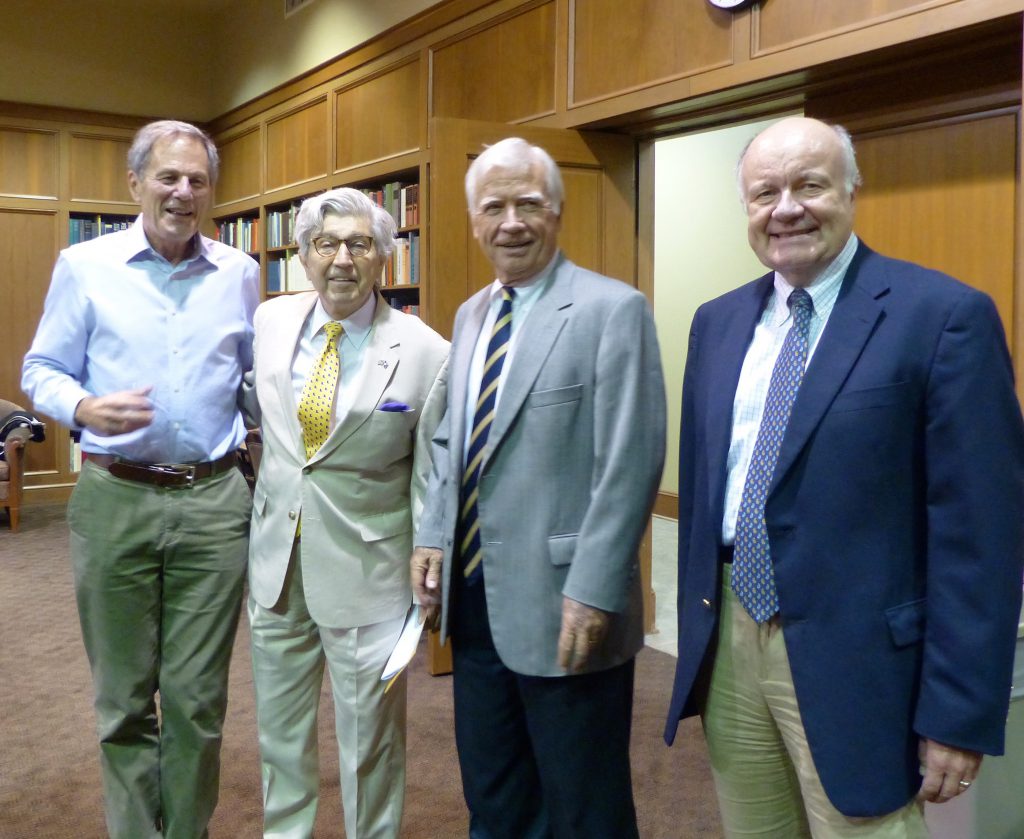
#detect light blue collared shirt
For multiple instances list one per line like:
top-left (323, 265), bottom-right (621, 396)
top-left (462, 252), bottom-right (558, 463)
top-left (721, 234), bottom-right (858, 543)
top-left (22, 216), bottom-right (259, 463)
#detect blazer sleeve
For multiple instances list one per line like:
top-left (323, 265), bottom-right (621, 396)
top-left (411, 355), bottom-right (449, 530)
top-left (915, 288), bottom-right (1024, 754)
top-left (563, 290), bottom-right (667, 612)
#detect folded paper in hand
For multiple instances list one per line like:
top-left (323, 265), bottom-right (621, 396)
top-left (381, 603), bottom-right (425, 683)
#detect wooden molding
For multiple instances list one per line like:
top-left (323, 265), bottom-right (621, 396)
top-left (654, 491), bottom-right (678, 521)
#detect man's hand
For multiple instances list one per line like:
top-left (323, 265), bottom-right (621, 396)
top-left (917, 737), bottom-right (982, 803)
top-left (410, 547), bottom-right (444, 631)
top-left (74, 387), bottom-right (155, 436)
top-left (557, 597), bottom-right (611, 673)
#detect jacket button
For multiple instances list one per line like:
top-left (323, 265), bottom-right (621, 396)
top-left (702, 598), bottom-right (713, 609)
top-left (288, 510), bottom-right (297, 520)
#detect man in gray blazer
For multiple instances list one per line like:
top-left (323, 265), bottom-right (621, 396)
top-left (245, 188), bottom-right (449, 838)
top-left (411, 138), bottom-right (666, 838)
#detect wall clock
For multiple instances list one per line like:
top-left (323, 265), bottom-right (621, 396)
top-left (707, 0), bottom-right (759, 10)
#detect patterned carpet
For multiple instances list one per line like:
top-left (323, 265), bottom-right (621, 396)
top-left (0, 504), bottom-right (722, 838)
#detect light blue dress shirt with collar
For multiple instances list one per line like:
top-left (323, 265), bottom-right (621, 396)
top-left (22, 216), bottom-right (259, 463)
top-left (462, 251), bottom-right (558, 461)
top-left (721, 234), bottom-right (858, 544)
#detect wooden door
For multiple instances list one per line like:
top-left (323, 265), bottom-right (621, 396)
top-left (424, 118), bottom-right (654, 672)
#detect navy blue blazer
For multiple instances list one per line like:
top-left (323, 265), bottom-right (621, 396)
top-left (665, 242), bottom-right (1024, 817)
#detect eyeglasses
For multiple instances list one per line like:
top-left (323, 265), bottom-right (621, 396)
top-left (475, 198), bottom-right (552, 220)
top-left (311, 235), bottom-right (374, 258)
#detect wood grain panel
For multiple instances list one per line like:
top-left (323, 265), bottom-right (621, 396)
top-left (0, 127), bottom-right (57, 199)
top-left (571, 0), bottom-right (733, 105)
top-left (0, 209), bottom-right (62, 477)
top-left (336, 59), bottom-right (422, 172)
top-left (69, 134), bottom-right (133, 203)
top-left (757, 0), bottom-right (948, 53)
top-left (265, 98), bottom-right (329, 192)
top-left (216, 127), bottom-right (261, 205)
top-left (853, 113), bottom-right (1016, 346)
top-left (431, 3), bottom-right (556, 124)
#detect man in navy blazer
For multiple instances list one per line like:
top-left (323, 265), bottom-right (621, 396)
top-left (665, 116), bottom-right (1024, 837)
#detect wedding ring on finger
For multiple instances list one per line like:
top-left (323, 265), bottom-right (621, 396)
top-left (958, 780), bottom-right (971, 789)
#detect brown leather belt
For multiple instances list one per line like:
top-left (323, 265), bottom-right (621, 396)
top-left (83, 451), bottom-right (238, 489)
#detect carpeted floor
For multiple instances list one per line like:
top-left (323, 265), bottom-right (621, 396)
top-left (0, 504), bottom-right (723, 838)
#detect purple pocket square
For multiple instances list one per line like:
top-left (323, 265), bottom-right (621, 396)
top-left (378, 401), bottom-right (413, 413)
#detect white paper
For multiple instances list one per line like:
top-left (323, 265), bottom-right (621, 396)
top-left (381, 604), bottom-right (425, 682)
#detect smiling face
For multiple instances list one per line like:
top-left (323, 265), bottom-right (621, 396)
top-left (300, 212), bottom-right (382, 320)
top-left (740, 118), bottom-right (857, 287)
top-left (128, 134), bottom-right (213, 264)
top-left (469, 160), bottom-right (561, 286)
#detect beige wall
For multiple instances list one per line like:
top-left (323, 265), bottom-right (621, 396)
top-left (0, 0), bottom-right (437, 121)
top-left (653, 117), bottom-right (786, 496)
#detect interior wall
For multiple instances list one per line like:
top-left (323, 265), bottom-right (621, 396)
top-left (652, 117), bottom-right (786, 496)
top-left (0, 0), bottom-right (437, 121)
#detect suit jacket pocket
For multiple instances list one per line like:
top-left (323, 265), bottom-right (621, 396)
top-left (252, 483), bottom-right (268, 517)
top-left (357, 508), bottom-right (412, 543)
top-left (830, 382), bottom-right (908, 414)
top-left (548, 533), bottom-right (578, 566)
top-left (528, 383), bottom-right (583, 408)
top-left (885, 597), bottom-right (926, 647)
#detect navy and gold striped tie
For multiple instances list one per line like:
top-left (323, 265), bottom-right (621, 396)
top-left (460, 287), bottom-right (515, 583)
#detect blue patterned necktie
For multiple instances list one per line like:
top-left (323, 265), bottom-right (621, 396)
top-left (460, 287), bottom-right (515, 583)
top-left (732, 288), bottom-right (814, 622)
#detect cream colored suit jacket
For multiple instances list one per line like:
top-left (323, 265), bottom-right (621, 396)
top-left (247, 291), bottom-right (449, 628)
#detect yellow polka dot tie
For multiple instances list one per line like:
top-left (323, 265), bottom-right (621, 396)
top-left (297, 321), bottom-right (343, 459)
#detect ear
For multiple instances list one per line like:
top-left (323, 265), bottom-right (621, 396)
top-left (127, 170), bottom-right (141, 203)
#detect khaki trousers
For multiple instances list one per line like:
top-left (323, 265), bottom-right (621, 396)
top-left (702, 566), bottom-right (928, 839)
top-left (248, 553), bottom-right (407, 839)
top-left (68, 460), bottom-right (251, 839)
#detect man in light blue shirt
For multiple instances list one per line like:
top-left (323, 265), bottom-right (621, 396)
top-left (22, 120), bottom-right (258, 839)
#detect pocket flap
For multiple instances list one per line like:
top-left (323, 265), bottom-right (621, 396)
top-left (548, 533), bottom-right (578, 566)
top-left (357, 508), bottom-right (412, 542)
top-left (885, 598), bottom-right (926, 647)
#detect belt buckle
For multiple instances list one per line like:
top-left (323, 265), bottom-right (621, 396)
top-left (154, 463), bottom-right (196, 487)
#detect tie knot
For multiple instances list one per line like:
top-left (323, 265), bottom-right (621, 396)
top-left (788, 289), bottom-right (813, 325)
top-left (500, 286), bottom-right (515, 305)
top-left (324, 321), bottom-right (343, 344)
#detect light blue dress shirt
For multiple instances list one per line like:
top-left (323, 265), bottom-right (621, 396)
top-left (22, 217), bottom-right (259, 463)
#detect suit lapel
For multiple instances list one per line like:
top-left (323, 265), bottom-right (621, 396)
top-left (772, 245), bottom-right (888, 490)
top-left (448, 288), bottom-right (491, 471)
top-left (278, 293), bottom-right (317, 459)
top-left (706, 275), bottom-right (774, 523)
top-left (487, 259), bottom-right (573, 454)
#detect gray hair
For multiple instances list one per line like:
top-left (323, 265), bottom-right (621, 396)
top-left (735, 120), bottom-right (863, 198)
top-left (294, 187), bottom-right (397, 259)
top-left (465, 137), bottom-right (564, 214)
top-left (128, 120), bottom-right (219, 184)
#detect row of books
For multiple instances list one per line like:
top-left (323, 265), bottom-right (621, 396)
top-left (362, 182), bottom-right (419, 229)
top-left (383, 233), bottom-right (419, 287)
top-left (266, 252), bottom-right (312, 293)
top-left (266, 205), bottom-right (299, 249)
top-left (217, 217), bottom-right (259, 252)
top-left (69, 215), bottom-right (134, 244)
top-left (387, 300), bottom-right (420, 316)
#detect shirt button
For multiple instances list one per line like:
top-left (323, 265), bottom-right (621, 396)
top-left (702, 598), bottom-right (713, 609)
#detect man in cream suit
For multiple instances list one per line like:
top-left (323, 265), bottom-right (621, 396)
top-left (246, 187), bottom-right (449, 838)
top-left (411, 138), bottom-right (666, 838)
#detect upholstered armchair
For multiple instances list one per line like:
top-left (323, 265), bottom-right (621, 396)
top-left (0, 399), bottom-right (45, 532)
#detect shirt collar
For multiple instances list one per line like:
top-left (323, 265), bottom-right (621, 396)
top-left (124, 214), bottom-right (207, 268)
top-left (770, 234), bottom-right (858, 320)
top-left (310, 290), bottom-right (377, 346)
top-left (487, 250), bottom-right (560, 305)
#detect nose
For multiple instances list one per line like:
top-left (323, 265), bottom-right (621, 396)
top-left (771, 189), bottom-right (803, 220)
top-left (172, 176), bottom-right (193, 198)
top-left (331, 244), bottom-right (355, 266)
top-left (498, 204), bottom-right (528, 226)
